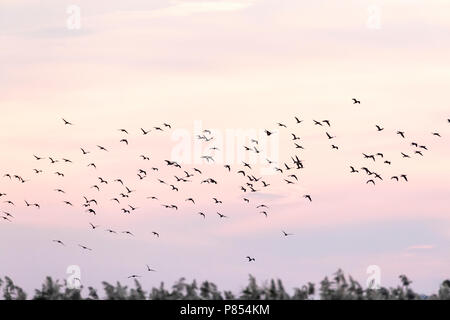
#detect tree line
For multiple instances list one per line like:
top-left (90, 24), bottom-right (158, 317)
top-left (0, 270), bottom-right (449, 300)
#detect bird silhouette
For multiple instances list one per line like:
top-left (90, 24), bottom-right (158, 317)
top-left (146, 265), bottom-right (156, 272)
top-left (62, 118), bottom-right (73, 125)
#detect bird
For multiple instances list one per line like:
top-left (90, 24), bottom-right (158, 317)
top-left (201, 155), bottom-right (214, 163)
top-left (141, 128), bottom-right (150, 135)
top-left (313, 120), bottom-right (322, 126)
top-left (198, 212), bottom-right (206, 218)
top-left (33, 168), bottom-right (43, 173)
top-left (128, 275), bottom-right (141, 279)
top-left (152, 232), bottom-right (160, 238)
top-left (352, 98), bottom-right (360, 104)
top-left (391, 176), bottom-right (399, 181)
top-left (400, 174), bottom-right (408, 182)
top-left (304, 195), bottom-right (312, 202)
top-left (118, 129), bottom-right (129, 134)
top-left (367, 179), bottom-right (375, 185)
top-left (62, 118), bottom-right (73, 125)
top-left (397, 131), bottom-right (405, 138)
top-left (432, 132), bottom-right (441, 137)
top-left (97, 145), bottom-right (108, 152)
top-left (98, 177), bottom-right (108, 184)
top-left (89, 223), bottom-right (99, 230)
top-left (2, 212), bottom-right (13, 218)
top-left (294, 116), bottom-right (302, 124)
top-left (375, 125), bottom-right (384, 132)
top-left (246, 256), bottom-right (255, 262)
top-left (264, 129), bottom-right (273, 136)
top-left (217, 212), bottom-right (228, 218)
top-left (80, 148), bottom-right (90, 155)
top-left (350, 166), bottom-right (359, 173)
top-left (79, 245), bottom-right (92, 251)
top-left (331, 145), bottom-right (339, 150)
top-left (243, 162), bottom-right (252, 169)
top-left (363, 153), bottom-right (376, 161)
top-left (326, 132), bottom-right (335, 139)
top-left (53, 240), bottom-right (65, 246)
top-left (146, 265), bottom-right (156, 272)
top-left (120, 139), bottom-right (129, 145)
top-left (401, 152), bottom-right (410, 158)
top-left (282, 231), bottom-right (293, 237)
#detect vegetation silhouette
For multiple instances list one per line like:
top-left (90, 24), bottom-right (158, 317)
top-left (0, 270), bottom-right (449, 300)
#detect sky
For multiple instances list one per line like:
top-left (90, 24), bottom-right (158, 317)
top-left (0, 0), bottom-right (449, 296)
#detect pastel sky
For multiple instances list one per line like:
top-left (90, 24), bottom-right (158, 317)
top-left (0, 0), bottom-right (449, 295)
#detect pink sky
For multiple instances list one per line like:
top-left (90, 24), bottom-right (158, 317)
top-left (0, 0), bottom-right (449, 295)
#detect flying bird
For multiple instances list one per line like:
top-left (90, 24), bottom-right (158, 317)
top-left (146, 265), bottom-right (156, 272)
top-left (62, 118), bottom-right (73, 125)
top-left (53, 240), bottom-right (65, 246)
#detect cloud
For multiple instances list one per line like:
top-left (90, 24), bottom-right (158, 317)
top-left (407, 245), bottom-right (435, 250)
top-left (149, 0), bottom-right (256, 17)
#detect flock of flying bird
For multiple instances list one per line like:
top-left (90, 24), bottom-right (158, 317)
top-left (1, 100), bottom-right (449, 280)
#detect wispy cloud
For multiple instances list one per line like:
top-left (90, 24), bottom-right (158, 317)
top-left (407, 245), bottom-right (435, 250)
top-left (149, 0), bottom-right (257, 17)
